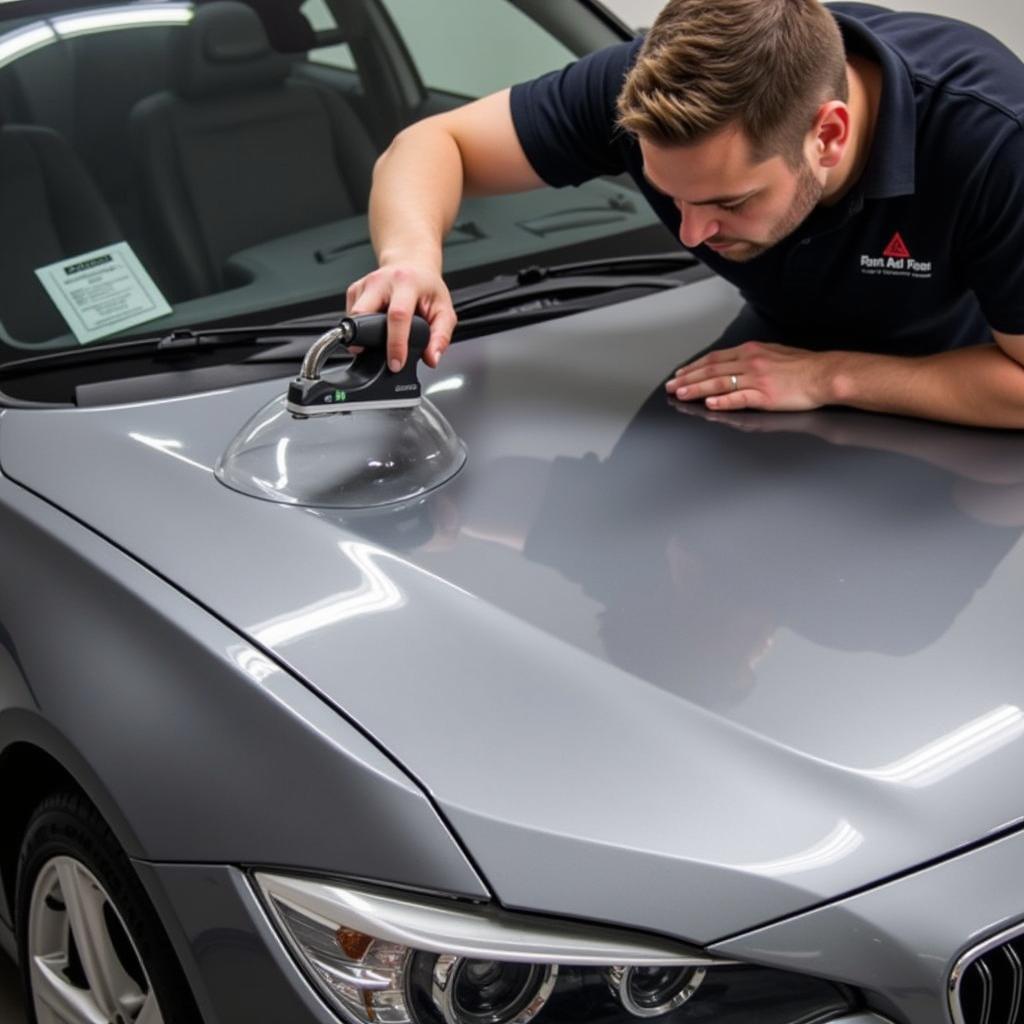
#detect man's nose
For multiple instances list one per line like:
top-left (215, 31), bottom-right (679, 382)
top-left (678, 205), bottom-right (720, 248)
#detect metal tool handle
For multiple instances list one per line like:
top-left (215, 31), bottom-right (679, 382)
top-left (299, 320), bottom-right (356, 381)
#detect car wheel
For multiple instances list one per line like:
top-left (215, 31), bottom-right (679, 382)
top-left (15, 791), bottom-right (198, 1024)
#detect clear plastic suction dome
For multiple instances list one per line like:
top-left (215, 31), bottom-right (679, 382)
top-left (215, 395), bottom-right (466, 508)
top-left (214, 314), bottom-right (466, 509)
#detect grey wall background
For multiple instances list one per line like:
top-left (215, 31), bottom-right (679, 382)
top-left (602, 0), bottom-right (1024, 56)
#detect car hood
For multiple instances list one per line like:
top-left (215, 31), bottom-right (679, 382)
top-left (4, 277), bottom-right (1024, 945)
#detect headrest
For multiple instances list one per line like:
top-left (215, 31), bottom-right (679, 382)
top-left (172, 1), bottom-right (292, 100)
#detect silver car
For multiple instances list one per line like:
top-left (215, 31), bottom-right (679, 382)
top-left (0, 1), bottom-right (1020, 1023)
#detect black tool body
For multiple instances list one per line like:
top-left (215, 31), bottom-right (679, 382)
top-left (287, 314), bottom-right (430, 416)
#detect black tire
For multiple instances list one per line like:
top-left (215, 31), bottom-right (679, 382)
top-left (15, 790), bottom-right (202, 1023)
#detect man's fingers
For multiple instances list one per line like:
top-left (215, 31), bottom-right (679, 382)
top-left (706, 389), bottom-right (764, 411)
top-left (666, 362), bottom-right (744, 397)
top-left (347, 278), bottom-right (386, 316)
top-left (345, 279), bottom-right (364, 312)
top-left (346, 266), bottom-right (455, 370)
top-left (666, 358), bottom-right (742, 390)
top-left (672, 345), bottom-right (741, 376)
top-left (670, 374), bottom-right (747, 402)
top-left (386, 287), bottom-right (419, 371)
top-left (425, 307), bottom-right (458, 368)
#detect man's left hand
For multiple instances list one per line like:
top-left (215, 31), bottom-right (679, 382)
top-left (666, 341), bottom-right (837, 411)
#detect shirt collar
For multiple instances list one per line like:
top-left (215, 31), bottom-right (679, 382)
top-left (833, 10), bottom-right (917, 200)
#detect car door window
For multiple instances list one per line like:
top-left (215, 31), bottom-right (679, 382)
top-left (302, 0), bottom-right (356, 70)
top-left (379, 0), bottom-right (575, 98)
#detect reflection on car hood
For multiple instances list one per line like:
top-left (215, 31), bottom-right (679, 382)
top-left (5, 277), bottom-right (1024, 945)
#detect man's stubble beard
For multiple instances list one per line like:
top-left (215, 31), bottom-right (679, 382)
top-left (717, 161), bottom-right (824, 263)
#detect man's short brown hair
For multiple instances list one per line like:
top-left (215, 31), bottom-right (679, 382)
top-left (617, 0), bottom-right (849, 164)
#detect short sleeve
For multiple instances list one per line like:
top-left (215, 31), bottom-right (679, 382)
top-left (509, 40), bottom-right (642, 188)
top-left (961, 127), bottom-right (1024, 335)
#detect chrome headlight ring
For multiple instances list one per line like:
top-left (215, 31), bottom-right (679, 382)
top-left (432, 954), bottom-right (558, 1024)
top-left (606, 964), bottom-right (706, 1018)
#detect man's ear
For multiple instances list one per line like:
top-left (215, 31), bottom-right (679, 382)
top-left (811, 101), bottom-right (851, 169)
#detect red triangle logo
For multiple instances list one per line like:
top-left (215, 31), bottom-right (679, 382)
top-left (883, 232), bottom-right (911, 259)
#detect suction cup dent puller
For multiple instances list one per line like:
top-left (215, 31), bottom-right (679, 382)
top-left (287, 313), bottom-right (429, 417)
top-left (216, 311), bottom-right (465, 508)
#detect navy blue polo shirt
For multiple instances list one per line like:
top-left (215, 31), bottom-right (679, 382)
top-left (509, 3), bottom-right (1024, 355)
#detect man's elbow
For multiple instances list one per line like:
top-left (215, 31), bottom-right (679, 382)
top-left (372, 118), bottom-right (460, 187)
top-left (994, 329), bottom-right (1024, 369)
top-left (371, 126), bottom-right (414, 183)
top-left (988, 333), bottom-right (1024, 429)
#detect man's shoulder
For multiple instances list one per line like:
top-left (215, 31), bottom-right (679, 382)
top-left (827, 0), bottom-right (1012, 47)
top-left (829, 3), bottom-right (1024, 123)
top-left (574, 36), bottom-right (646, 88)
top-left (508, 37), bottom-right (646, 188)
top-left (514, 37), bottom-right (645, 115)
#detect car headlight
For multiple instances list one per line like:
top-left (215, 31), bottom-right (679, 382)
top-left (255, 873), bottom-right (857, 1024)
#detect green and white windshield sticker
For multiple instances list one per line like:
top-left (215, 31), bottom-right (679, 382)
top-left (34, 242), bottom-right (172, 345)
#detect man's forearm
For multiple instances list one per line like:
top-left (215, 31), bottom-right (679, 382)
top-left (829, 343), bottom-right (1024, 428)
top-left (350, 90), bottom-right (537, 367)
top-left (368, 123), bottom-right (466, 271)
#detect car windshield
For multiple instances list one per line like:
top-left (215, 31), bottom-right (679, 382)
top-left (0, 0), bottom-right (662, 364)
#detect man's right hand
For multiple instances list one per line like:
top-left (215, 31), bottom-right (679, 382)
top-left (346, 262), bottom-right (457, 372)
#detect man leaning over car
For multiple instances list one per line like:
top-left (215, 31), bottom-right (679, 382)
top-left (346, 0), bottom-right (1024, 429)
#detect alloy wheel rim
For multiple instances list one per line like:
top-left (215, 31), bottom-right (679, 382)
top-left (27, 855), bottom-right (164, 1024)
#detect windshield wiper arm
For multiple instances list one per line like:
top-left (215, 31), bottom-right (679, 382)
top-left (0, 319), bottom-right (342, 377)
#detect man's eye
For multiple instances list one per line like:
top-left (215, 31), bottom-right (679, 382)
top-left (721, 199), bottom-right (750, 212)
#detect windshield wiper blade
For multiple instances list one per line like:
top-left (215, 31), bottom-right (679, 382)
top-left (516, 251), bottom-right (699, 283)
top-left (0, 320), bottom-right (342, 377)
top-left (453, 283), bottom-right (670, 338)
top-left (153, 321), bottom-right (339, 351)
top-left (452, 251), bottom-right (700, 307)
top-left (451, 253), bottom-right (704, 341)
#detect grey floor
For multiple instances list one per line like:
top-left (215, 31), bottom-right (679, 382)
top-left (0, 953), bottom-right (27, 1022)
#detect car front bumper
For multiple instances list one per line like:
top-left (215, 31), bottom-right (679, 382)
top-left (133, 823), bottom-right (1024, 1024)
top-left (127, 833), bottom-right (1024, 1024)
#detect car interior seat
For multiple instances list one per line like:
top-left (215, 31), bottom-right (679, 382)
top-left (0, 123), bottom-right (122, 345)
top-left (0, 16), bottom-right (185, 295)
top-left (129, 0), bottom-right (378, 302)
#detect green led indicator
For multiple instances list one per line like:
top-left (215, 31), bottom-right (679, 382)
top-left (335, 390), bottom-right (346, 402)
